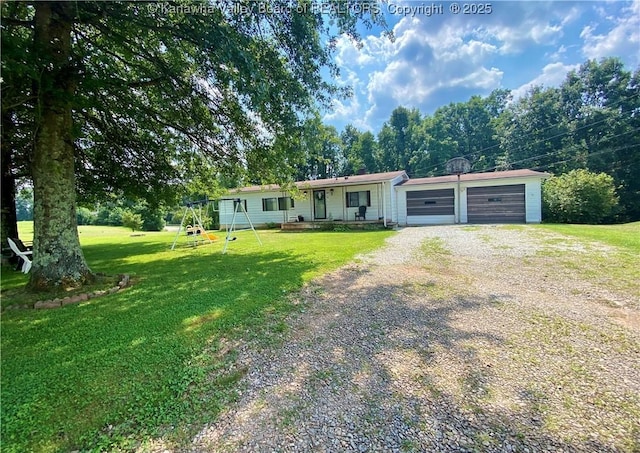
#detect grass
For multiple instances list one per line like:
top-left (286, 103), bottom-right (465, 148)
top-left (1, 223), bottom-right (394, 452)
top-left (531, 222), bottom-right (640, 299)
top-left (535, 221), bottom-right (640, 252)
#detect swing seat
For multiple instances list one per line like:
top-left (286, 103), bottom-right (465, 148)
top-left (207, 234), bottom-right (218, 241)
top-left (186, 225), bottom-right (204, 236)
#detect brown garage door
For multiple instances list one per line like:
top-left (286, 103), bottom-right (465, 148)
top-left (467, 184), bottom-right (525, 223)
top-left (407, 189), bottom-right (454, 216)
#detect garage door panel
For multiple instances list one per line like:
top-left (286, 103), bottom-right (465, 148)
top-left (467, 184), bottom-right (525, 223)
top-left (407, 189), bottom-right (454, 216)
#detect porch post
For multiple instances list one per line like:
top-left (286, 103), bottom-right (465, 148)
top-left (382, 182), bottom-right (387, 227)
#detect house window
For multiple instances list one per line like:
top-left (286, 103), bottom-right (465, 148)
top-left (233, 199), bottom-right (247, 212)
top-left (263, 197), bottom-right (295, 211)
top-left (346, 190), bottom-right (371, 207)
top-left (278, 196), bottom-right (294, 210)
top-left (262, 198), bottom-right (278, 211)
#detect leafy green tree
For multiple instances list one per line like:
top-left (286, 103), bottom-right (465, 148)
top-left (15, 187), bottom-right (33, 222)
top-left (121, 210), bottom-right (143, 232)
top-left (376, 107), bottom-right (424, 173)
top-left (1, 2), bottom-right (34, 246)
top-left (132, 200), bottom-right (166, 232)
top-left (542, 169), bottom-right (619, 224)
top-left (340, 125), bottom-right (380, 175)
top-left (356, 130), bottom-right (379, 174)
top-left (496, 86), bottom-right (571, 173)
top-left (2, 1), bottom-right (385, 289)
top-left (76, 207), bottom-right (96, 226)
top-left (295, 114), bottom-right (344, 180)
top-left (340, 124), bottom-right (365, 175)
top-left (413, 92), bottom-right (506, 177)
top-left (560, 58), bottom-right (640, 220)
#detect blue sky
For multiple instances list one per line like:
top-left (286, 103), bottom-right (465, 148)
top-left (322, 0), bottom-right (640, 133)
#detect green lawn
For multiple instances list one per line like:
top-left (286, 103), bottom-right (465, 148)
top-left (533, 222), bottom-right (640, 298)
top-left (536, 221), bottom-right (640, 253)
top-left (1, 224), bottom-right (394, 452)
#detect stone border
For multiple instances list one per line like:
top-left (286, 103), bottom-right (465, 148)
top-left (4, 274), bottom-right (131, 311)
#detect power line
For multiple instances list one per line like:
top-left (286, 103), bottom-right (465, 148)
top-left (475, 127), bottom-right (640, 173)
top-left (528, 143), bottom-right (640, 173)
top-left (407, 90), bottom-right (640, 177)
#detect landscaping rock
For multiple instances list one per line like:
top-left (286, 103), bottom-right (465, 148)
top-left (35, 300), bottom-right (61, 309)
top-left (118, 274), bottom-right (130, 287)
top-left (62, 295), bottom-right (83, 306)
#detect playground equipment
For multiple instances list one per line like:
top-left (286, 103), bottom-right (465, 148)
top-left (171, 199), bottom-right (216, 250)
top-left (220, 198), bottom-right (262, 254)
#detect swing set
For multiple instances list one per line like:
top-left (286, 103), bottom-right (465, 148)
top-left (170, 199), bottom-right (216, 250)
top-left (171, 197), bottom-right (261, 254)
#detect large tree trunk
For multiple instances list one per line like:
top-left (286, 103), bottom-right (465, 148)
top-left (29, 2), bottom-right (93, 290)
top-left (1, 111), bottom-right (20, 248)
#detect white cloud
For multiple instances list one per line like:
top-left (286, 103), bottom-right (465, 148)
top-left (324, 95), bottom-right (361, 122)
top-left (359, 17), bottom-right (507, 125)
top-left (580, 0), bottom-right (640, 66)
top-left (325, 1), bottom-right (637, 132)
top-left (511, 62), bottom-right (579, 100)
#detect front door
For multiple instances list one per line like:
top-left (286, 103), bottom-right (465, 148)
top-left (313, 190), bottom-right (326, 219)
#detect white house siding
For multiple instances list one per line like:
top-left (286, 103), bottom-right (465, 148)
top-left (525, 179), bottom-right (543, 223)
top-left (388, 172), bottom-right (408, 223)
top-left (219, 191), bottom-right (296, 228)
top-left (219, 181), bottom-right (399, 227)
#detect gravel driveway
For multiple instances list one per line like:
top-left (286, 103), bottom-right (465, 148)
top-left (189, 225), bottom-right (640, 453)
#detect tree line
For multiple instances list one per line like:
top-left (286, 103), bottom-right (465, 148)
top-left (294, 58), bottom-right (639, 222)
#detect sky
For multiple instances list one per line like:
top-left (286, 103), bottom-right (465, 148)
top-left (321, 0), bottom-right (640, 133)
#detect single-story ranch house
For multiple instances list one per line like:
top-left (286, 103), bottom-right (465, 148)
top-left (219, 169), bottom-right (550, 228)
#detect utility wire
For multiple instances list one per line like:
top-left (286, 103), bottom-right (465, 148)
top-left (474, 127), bottom-right (640, 173)
top-left (528, 143), bottom-right (640, 172)
top-left (407, 90), bottom-right (640, 177)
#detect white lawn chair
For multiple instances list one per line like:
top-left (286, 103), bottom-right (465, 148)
top-left (7, 238), bottom-right (32, 273)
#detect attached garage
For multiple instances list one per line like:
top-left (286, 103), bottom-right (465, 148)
top-left (467, 184), bottom-right (525, 223)
top-left (395, 169), bottom-right (550, 226)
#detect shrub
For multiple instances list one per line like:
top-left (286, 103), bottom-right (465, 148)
top-left (141, 210), bottom-right (166, 231)
top-left (96, 206), bottom-right (125, 226)
top-left (76, 207), bottom-right (96, 225)
top-left (543, 169), bottom-right (619, 224)
top-left (122, 210), bottom-right (143, 231)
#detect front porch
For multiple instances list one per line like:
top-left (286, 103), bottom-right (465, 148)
top-left (280, 219), bottom-right (396, 231)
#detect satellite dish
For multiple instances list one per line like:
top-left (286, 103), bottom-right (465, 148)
top-left (446, 157), bottom-right (471, 175)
